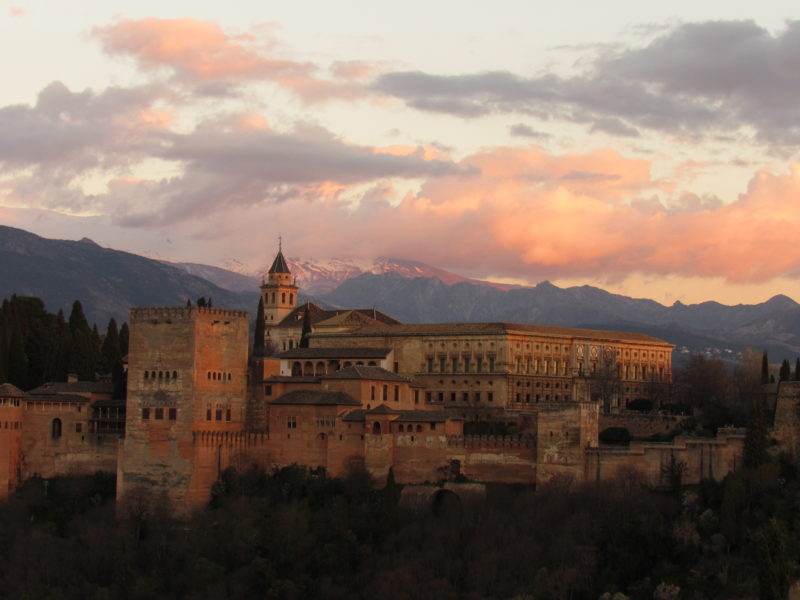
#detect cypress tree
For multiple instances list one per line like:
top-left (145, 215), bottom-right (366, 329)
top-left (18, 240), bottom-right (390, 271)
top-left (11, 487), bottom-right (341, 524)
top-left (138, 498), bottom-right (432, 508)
top-left (761, 351), bottom-right (770, 384)
top-left (119, 322), bottom-right (130, 357)
top-left (779, 359), bottom-right (791, 381)
top-left (299, 304), bottom-right (312, 348)
top-left (795, 358), bottom-right (800, 381)
top-left (744, 396), bottom-right (768, 468)
top-left (253, 297), bottom-right (265, 357)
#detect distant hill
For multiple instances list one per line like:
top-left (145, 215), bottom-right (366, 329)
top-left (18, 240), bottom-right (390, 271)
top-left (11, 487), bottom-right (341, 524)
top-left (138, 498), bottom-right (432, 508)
top-left (0, 225), bottom-right (257, 326)
top-left (319, 273), bottom-right (800, 359)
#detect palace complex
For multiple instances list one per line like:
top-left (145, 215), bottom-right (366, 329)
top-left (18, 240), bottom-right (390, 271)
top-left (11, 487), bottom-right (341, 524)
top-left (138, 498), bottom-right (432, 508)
top-left (0, 248), bottom-right (765, 512)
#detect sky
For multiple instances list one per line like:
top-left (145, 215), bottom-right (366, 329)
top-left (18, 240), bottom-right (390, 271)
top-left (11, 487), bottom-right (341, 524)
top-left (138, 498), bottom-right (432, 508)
top-left (3, 1), bottom-right (800, 306)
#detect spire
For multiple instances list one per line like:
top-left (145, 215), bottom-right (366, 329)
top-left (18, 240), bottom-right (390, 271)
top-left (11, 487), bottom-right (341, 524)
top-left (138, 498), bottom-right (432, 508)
top-left (268, 246), bottom-right (291, 274)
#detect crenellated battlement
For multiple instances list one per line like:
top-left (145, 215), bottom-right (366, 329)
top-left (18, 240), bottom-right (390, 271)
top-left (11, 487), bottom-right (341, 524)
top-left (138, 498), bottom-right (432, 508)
top-left (130, 306), bottom-right (248, 322)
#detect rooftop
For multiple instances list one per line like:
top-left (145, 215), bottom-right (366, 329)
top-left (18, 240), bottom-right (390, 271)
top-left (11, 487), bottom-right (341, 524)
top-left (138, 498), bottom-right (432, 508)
top-left (27, 381), bottom-right (115, 395)
top-left (270, 390), bottom-right (360, 406)
top-left (0, 383), bottom-right (26, 397)
top-left (321, 366), bottom-right (422, 386)
top-left (342, 406), bottom-right (452, 422)
top-left (276, 347), bottom-right (391, 359)
top-left (313, 322), bottom-right (672, 345)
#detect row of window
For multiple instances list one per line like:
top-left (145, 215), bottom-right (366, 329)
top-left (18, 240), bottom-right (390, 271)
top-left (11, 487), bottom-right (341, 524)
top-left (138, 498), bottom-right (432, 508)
top-left (144, 370), bottom-right (179, 380)
top-left (426, 391), bottom-right (495, 403)
top-left (515, 393), bottom-right (564, 403)
top-left (2, 421), bottom-right (21, 430)
top-left (266, 291), bottom-right (294, 306)
top-left (0, 398), bottom-right (20, 406)
top-left (207, 372), bottom-right (233, 382)
top-left (427, 356), bottom-right (496, 374)
top-left (207, 408), bottom-right (232, 422)
top-left (142, 408), bottom-right (177, 420)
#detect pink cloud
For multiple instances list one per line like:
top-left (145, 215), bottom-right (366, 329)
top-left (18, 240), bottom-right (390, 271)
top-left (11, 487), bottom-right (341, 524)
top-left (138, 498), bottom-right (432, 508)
top-left (9, 7), bottom-right (25, 17)
top-left (94, 18), bottom-right (372, 103)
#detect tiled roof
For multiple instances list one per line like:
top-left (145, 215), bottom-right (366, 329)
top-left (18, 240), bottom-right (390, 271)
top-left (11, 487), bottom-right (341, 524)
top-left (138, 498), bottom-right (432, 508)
top-left (270, 390), bottom-right (360, 406)
top-left (264, 376), bottom-right (320, 383)
top-left (342, 406), bottom-right (451, 422)
top-left (314, 322), bottom-right (671, 344)
top-left (321, 366), bottom-right (421, 386)
top-left (268, 250), bottom-right (291, 274)
top-left (27, 381), bottom-right (114, 395)
top-left (277, 303), bottom-right (401, 329)
top-left (276, 347), bottom-right (391, 359)
top-left (26, 393), bottom-right (90, 404)
top-left (91, 397), bottom-right (126, 408)
top-left (0, 383), bottom-right (26, 397)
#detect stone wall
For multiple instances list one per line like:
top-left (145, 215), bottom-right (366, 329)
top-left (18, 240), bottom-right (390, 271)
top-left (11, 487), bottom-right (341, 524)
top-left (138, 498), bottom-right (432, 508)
top-left (600, 413), bottom-right (690, 439)
top-left (773, 381), bottom-right (800, 461)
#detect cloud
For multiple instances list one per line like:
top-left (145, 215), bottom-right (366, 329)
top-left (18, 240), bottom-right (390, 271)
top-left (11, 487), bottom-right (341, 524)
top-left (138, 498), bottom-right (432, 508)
top-left (94, 18), bottom-right (373, 103)
top-left (9, 7), bottom-right (25, 17)
top-left (374, 20), bottom-right (800, 147)
top-left (196, 148), bottom-right (800, 286)
top-left (509, 124), bottom-right (550, 139)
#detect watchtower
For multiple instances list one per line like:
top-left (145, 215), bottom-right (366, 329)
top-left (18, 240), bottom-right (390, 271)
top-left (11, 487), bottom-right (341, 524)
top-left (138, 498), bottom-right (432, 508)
top-left (260, 245), bottom-right (298, 330)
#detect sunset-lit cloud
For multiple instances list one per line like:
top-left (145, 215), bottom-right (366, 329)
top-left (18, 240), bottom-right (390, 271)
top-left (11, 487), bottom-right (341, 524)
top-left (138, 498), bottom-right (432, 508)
top-left (94, 17), bottom-right (374, 103)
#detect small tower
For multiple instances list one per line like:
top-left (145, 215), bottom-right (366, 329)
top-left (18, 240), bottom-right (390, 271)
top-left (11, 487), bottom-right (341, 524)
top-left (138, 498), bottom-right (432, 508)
top-left (260, 244), bottom-right (298, 330)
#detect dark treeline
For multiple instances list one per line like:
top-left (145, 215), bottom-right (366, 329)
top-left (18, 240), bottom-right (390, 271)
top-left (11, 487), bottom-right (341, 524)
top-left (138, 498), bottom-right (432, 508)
top-left (0, 458), bottom-right (797, 600)
top-left (0, 295), bottom-right (128, 395)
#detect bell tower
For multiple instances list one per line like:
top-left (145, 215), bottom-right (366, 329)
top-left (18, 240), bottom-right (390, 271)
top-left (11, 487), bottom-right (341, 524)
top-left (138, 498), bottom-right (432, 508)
top-left (260, 242), bottom-right (298, 330)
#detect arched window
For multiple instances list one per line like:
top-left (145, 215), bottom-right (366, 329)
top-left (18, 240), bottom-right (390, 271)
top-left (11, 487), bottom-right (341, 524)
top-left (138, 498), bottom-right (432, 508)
top-left (289, 294), bottom-right (294, 304)
top-left (281, 292), bottom-right (286, 304)
top-left (372, 422), bottom-right (381, 435)
top-left (303, 362), bottom-right (314, 376)
top-left (144, 371), bottom-right (149, 379)
top-left (416, 424), bottom-right (423, 432)
top-left (51, 418), bottom-right (62, 440)
top-left (316, 362), bottom-right (325, 375)
top-left (399, 424), bottom-right (404, 432)
top-left (151, 371), bottom-right (156, 379)
top-left (158, 371), bottom-right (163, 379)
top-left (292, 362), bottom-right (302, 376)
top-left (173, 371), bottom-right (178, 379)
top-left (272, 293), bottom-right (276, 303)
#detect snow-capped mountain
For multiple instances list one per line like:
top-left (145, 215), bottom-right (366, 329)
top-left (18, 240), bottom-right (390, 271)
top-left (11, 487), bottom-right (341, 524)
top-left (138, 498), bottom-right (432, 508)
top-left (256, 257), bottom-right (519, 295)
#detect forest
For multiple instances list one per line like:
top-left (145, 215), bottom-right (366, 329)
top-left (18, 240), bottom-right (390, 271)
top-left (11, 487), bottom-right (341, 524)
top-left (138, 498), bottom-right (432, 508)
top-left (0, 454), bottom-right (796, 600)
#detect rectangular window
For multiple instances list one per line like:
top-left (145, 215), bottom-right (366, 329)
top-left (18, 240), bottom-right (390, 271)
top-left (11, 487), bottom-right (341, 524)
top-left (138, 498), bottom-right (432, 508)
top-left (155, 408), bottom-right (164, 420)
top-left (438, 392), bottom-right (444, 403)
top-left (226, 408), bottom-right (231, 422)
top-left (394, 385), bottom-right (399, 401)
top-left (476, 357), bottom-right (483, 372)
top-left (264, 385), bottom-right (272, 396)
top-left (430, 423), bottom-right (436, 431)
top-left (287, 416), bottom-right (297, 429)
top-left (450, 392), bottom-right (457, 402)
top-left (487, 392), bottom-right (493, 402)
top-left (425, 391), bottom-right (432, 403)
top-left (414, 390), bottom-right (419, 405)
top-left (206, 408), bottom-right (211, 421)
top-left (427, 358), bottom-right (434, 373)
top-left (451, 357), bottom-right (458, 373)
top-left (169, 408), bottom-right (177, 420)
top-left (394, 362), bottom-right (399, 373)
top-left (371, 386), bottom-right (375, 401)
top-left (215, 409), bottom-right (222, 421)
top-left (439, 357), bottom-right (446, 373)
top-left (382, 385), bottom-right (388, 401)
top-left (142, 408), bottom-right (150, 420)
top-left (489, 356), bottom-right (495, 372)
top-left (474, 392), bottom-right (481, 402)
top-left (463, 392), bottom-right (469, 403)
top-left (75, 423), bottom-right (82, 433)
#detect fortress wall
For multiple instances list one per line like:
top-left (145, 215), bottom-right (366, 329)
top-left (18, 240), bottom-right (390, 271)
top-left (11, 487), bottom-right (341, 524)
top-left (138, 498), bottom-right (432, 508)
top-left (585, 429), bottom-right (745, 487)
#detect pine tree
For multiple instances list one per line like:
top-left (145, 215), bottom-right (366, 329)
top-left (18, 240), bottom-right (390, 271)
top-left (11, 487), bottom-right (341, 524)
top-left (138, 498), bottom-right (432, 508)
top-left (779, 359), bottom-right (791, 381)
top-left (253, 297), bottom-right (265, 357)
top-left (7, 324), bottom-right (29, 389)
top-left (761, 351), bottom-right (770, 384)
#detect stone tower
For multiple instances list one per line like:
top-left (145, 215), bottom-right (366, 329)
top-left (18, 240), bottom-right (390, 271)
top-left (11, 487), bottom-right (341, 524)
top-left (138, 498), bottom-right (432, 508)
top-left (260, 245), bottom-right (298, 334)
top-left (117, 306), bottom-right (249, 512)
